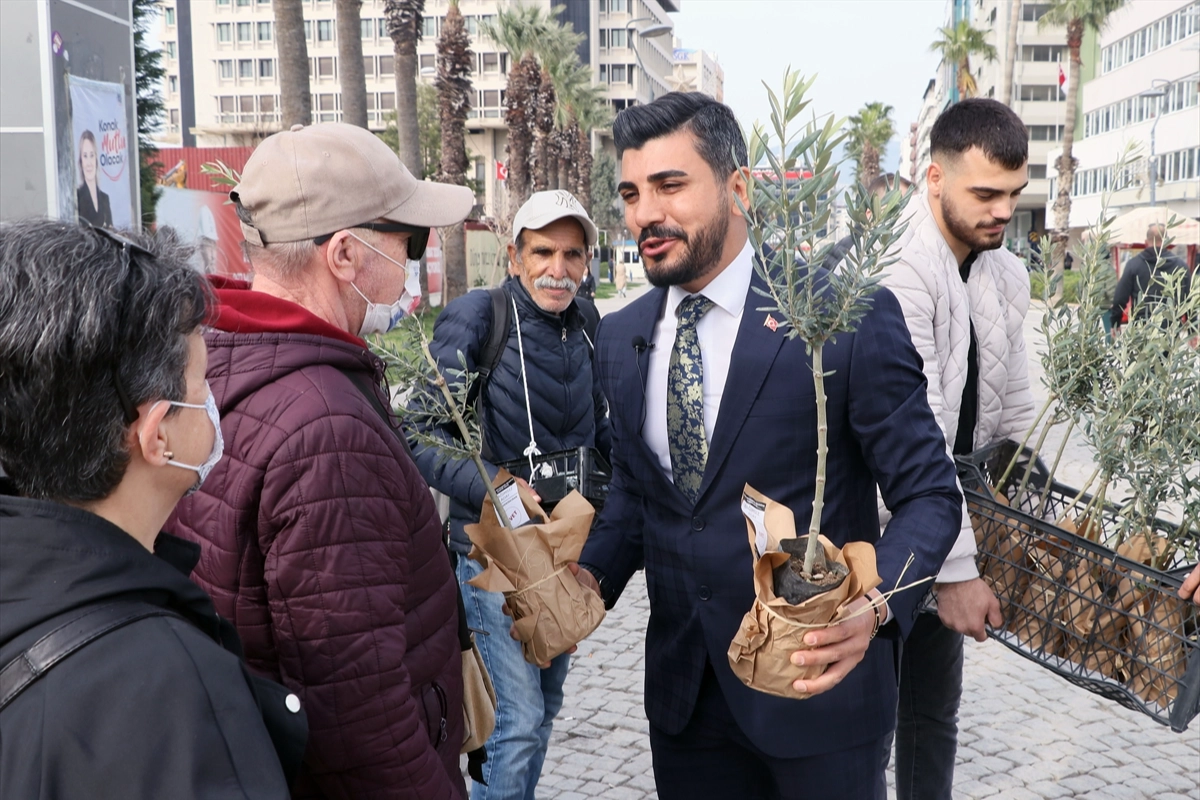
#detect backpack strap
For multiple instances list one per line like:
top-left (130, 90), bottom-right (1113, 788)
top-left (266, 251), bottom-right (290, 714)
top-left (470, 287), bottom-right (512, 462)
top-left (574, 296), bottom-right (601, 348)
top-left (0, 600), bottom-right (182, 712)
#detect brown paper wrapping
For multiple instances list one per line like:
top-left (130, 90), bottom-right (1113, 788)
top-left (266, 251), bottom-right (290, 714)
top-left (727, 485), bottom-right (881, 700)
top-left (464, 471), bottom-right (605, 665)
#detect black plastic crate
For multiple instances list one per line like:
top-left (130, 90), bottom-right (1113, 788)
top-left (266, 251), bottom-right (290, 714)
top-left (956, 440), bottom-right (1200, 732)
top-left (496, 446), bottom-right (611, 513)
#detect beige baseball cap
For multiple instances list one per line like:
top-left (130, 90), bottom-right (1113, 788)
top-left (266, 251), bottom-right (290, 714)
top-left (231, 122), bottom-right (474, 245)
top-left (512, 190), bottom-right (598, 249)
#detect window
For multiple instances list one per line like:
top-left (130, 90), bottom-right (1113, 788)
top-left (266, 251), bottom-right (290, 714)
top-left (238, 59), bottom-right (254, 79)
top-left (481, 90), bottom-right (500, 107)
top-left (380, 92), bottom-right (395, 110)
top-left (609, 29), bottom-right (627, 49)
top-left (318, 94), bottom-right (336, 111)
top-left (217, 22), bottom-right (232, 43)
top-left (379, 55), bottom-right (394, 76)
top-left (366, 94), bottom-right (376, 111)
top-left (168, 75), bottom-right (178, 93)
top-left (169, 108), bottom-right (180, 126)
top-left (219, 96), bottom-right (235, 113)
top-left (218, 59), bottom-right (234, 79)
top-left (1021, 45), bottom-right (1066, 62)
top-left (216, 0), bottom-right (229, 5)
top-left (1028, 124), bottom-right (1064, 141)
top-left (317, 57), bottom-right (335, 78)
top-left (304, 20), bottom-right (312, 41)
top-left (317, 20), bottom-right (333, 42)
top-left (378, 19), bottom-right (389, 38)
top-left (259, 59), bottom-right (274, 78)
top-left (420, 54), bottom-right (435, 72)
top-left (1101, 2), bottom-right (1199, 73)
top-left (422, 17), bottom-right (439, 38)
top-left (1019, 85), bottom-right (1061, 102)
top-left (481, 52), bottom-right (499, 73)
top-left (362, 19), bottom-right (373, 39)
top-left (1021, 3), bottom-right (1051, 21)
top-left (464, 15), bottom-right (478, 35)
top-left (167, 41), bottom-right (177, 59)
top-left (1028, 164), bottom-right (1047, 180)
top-left (260, 95), bottom-right (275, 113)
top-left (236, 0), bottom-right (250, 6)
top-left (363, 55), bottom-right (375, 76)
top-left (258, 22), bottom-right (272, 42)
top-left (610, 0), bottom-right (627, 10)
top-left (240, 96), bottom-right (255, 113)
top-left (610, 64), bottom-right (627, 84)
top-left (237, 22), bottom-right (252, 43)
top-left (165, 7), bottom-right (175, 26)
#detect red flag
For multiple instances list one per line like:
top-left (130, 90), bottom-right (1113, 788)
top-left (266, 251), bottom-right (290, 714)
top-left (1058, 64), bottom-right (1068, 96)
top-left (495, 160), bottom-right (509, 182)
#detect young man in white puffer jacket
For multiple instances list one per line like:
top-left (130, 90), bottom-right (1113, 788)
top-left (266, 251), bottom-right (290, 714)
top-left (880, 99), bottom-right (1037, 800)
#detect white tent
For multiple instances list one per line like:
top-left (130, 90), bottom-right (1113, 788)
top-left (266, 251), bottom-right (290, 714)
top-left (1104, 205), bottom-right (1200, 246)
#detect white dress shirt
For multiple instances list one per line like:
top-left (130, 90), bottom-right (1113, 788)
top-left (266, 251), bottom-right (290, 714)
top-left (644, 239), bottom-right (755, 481)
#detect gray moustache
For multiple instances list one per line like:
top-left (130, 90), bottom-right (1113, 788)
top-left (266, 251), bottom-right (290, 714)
top-left (535, 276), bottom-right (579, 292)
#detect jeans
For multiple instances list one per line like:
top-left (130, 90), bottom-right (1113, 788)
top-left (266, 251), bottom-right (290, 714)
top-left (892, 613), bottom-right (964, 800)
top-left (456, 555), bottom-right (570, 800)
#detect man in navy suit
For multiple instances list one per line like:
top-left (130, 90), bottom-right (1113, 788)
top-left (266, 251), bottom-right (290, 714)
top-left (569, 93), bottom-right (963, 799)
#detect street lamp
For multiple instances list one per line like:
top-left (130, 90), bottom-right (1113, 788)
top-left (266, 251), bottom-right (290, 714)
top-left (1137, 78), bottom-right (1172, 206)
top-left (624, 17), bottom-right (672, 102)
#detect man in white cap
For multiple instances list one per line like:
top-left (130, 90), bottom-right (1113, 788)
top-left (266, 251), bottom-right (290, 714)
top-left (406, 190), bottom-right (611, 800)
top-left (167, 122), bottom-right (474, 800)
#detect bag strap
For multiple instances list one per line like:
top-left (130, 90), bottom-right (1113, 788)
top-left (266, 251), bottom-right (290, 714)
top-left (0, 600), bottom-right (182, 712)
top-left (339, 367), bottom-right (416, 462)
top-left (574, 296), bottom-right (601, 347)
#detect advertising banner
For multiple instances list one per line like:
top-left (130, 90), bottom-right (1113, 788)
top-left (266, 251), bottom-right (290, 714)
top-left (68, 75), bottom-right (133, 229)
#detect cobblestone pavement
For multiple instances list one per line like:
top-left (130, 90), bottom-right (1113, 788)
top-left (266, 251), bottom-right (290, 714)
top-left (523, 290), bottom-right (1200, 799)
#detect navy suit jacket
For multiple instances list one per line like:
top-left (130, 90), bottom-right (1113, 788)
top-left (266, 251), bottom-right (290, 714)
top-left (580, 265), bottom-right (963, 759)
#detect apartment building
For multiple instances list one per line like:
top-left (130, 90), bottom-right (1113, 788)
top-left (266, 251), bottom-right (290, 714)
top-left (157, 0), bottom-right (722, 217)
top-left (670, 42), bottom-right (723, 100)
top-left (1046, 0), bottom-right (1199, 231)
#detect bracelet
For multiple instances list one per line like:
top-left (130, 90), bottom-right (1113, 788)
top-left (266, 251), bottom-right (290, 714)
top-left (868, 597), bottom-right (882, 641)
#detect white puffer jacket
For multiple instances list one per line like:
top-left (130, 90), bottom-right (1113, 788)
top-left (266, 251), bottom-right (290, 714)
top-left (878, 191), bottom-right (1036, 582)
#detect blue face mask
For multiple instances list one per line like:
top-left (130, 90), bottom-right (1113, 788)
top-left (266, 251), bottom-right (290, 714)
top-left (158, 383), bottom-right (224, 496)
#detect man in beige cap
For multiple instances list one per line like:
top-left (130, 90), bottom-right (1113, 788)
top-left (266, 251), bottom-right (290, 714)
top-left (405, 190), bottom-right (610, 800)
top-left (166, 123), bottom-right (474, 800)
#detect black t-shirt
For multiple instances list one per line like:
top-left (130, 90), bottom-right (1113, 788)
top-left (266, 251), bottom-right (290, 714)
top-left (954, 252), bottom-right (979, 456)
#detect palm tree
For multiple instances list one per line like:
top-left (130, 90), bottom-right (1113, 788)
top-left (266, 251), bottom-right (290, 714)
top-left (569, 94), bottom-right (611, 209)
top-left (385, 0), bottom-right (424, 175)
top-left (930, 20), bottom-right (998, 99)
top-left (273, 0), bottom-right (311, 127)
top-left (481, 5), bottom-right (575, 218)
top-left (845, 102), bottom-right (895, 189)
top-left (1000, 0), bottom-right (1022, 105)
top-left (435, 0), bottom-right (473, 304)
top-left (1040, 0), bottom-right (1125, 280)
top-left (337, 0), bottom-right (368, 128)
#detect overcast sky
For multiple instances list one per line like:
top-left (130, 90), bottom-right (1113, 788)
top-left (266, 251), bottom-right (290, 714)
top-left (670, 0), bottom-right (951, 171)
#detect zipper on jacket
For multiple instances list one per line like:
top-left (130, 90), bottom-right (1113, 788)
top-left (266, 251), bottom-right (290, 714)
top-left (561, 327), bottom-right (567, 342)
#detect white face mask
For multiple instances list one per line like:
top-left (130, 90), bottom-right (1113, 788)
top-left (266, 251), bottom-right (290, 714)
top-left (155, 383), bottom-right (224, 497)
top-left (349, 232), bottom-right (422, 337)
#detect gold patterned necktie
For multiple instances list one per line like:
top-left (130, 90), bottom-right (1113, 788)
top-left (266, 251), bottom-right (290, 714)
top-left (667, 294), bottom-right (714, 503)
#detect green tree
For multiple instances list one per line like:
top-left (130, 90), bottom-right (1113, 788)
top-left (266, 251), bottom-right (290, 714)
top-left (1040, 0), bottom-right (1125, 284)
top-left (386, 0), bottom-right (424, 174)
top-left (845, 102), bottom-right (895, 189)
top-left (377, 83), bottom-right (440, 179)
top-left (930, 20), bottom-right (998, 99)
top-left (590, 152), bottom-right (622, 237)
top-left (436, 0), bottom-right (473, 305)
top-left (133, 0), bottom-right (164, 226)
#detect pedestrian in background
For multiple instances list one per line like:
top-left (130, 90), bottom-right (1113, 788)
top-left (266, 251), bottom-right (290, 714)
top-left (166, 122), bottom-right (474, 800)
top-left (1110, 223), bottom-right (1192, 331)
top-left (615, 256), bottom-right (629, 298)
top-left (0, 220), bottom-right (293, 799)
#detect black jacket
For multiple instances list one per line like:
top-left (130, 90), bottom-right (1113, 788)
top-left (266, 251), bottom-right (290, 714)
top-left (0, 494), bottom-right (290, 799)
top-left (1110, 248), bottom-right (1192, 328)
top-left (407, 277), bottom-right (611, 552)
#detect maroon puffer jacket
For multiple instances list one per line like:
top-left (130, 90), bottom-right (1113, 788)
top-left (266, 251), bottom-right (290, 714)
top-left (167, 280), bottom-right (464, 800)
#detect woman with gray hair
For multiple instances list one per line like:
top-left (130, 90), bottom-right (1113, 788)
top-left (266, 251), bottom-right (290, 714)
top-left (0, 219), bottom-right (297, 799)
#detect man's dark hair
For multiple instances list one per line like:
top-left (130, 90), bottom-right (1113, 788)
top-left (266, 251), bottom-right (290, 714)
top-left (930, 98), bottom-right (1028, 170)
top-left (0, 219), bottom-right (212, 502)
top-left (613, 92), bottom-right (748, 178)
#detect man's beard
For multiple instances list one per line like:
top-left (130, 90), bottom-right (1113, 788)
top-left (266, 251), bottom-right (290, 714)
top-left (942, 192), bottom-right (1009, 254)
top-left (639, 201), bottom-right (730, 288)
